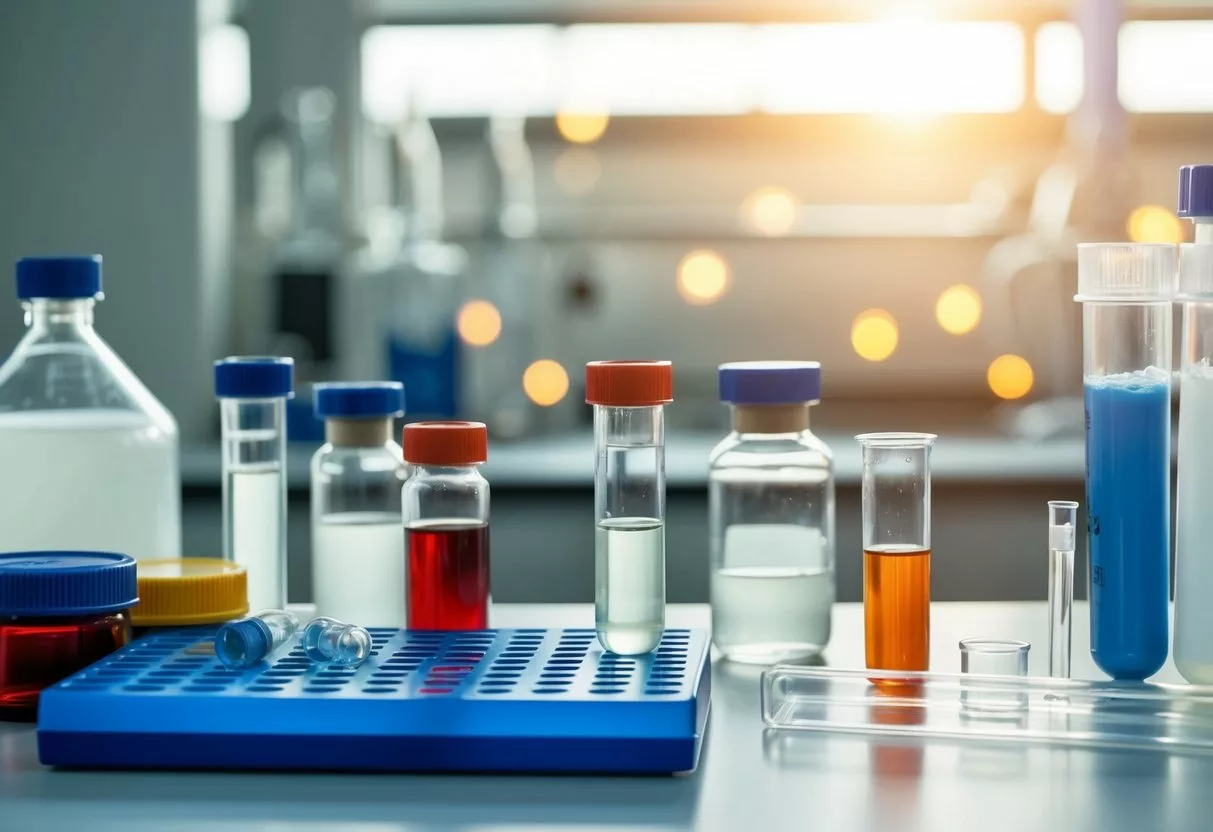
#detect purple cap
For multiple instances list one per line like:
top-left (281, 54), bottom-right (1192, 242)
top-left (719, 361), bottom-right (821, 405)
top-left (1178, 165), bottom-right (1213, 218)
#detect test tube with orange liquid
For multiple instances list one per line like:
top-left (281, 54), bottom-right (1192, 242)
top-left (856, 433), bottom-right (936, 675)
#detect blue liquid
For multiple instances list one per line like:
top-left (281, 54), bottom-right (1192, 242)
top-left (1084, 375), bottom-right (1170, 680)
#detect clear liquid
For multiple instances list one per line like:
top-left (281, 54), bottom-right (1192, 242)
top-left (711, 567), bottom-right (833, 664)
top-left (0, 410), bottom-right (179, 558)
top-left (595, 517), bottom-right (665, 655)
top-left (313, 512), bottom-right (405, 627)
top-left (227, 467), bottom-right (285, 611)
top-left (1048, 547), bottom-right (1074, 678)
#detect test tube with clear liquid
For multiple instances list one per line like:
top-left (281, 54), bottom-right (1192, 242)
top-left (857, 433), bottom-right (936, 674)
top-left (1047, 500), bottom-right (1078, 678)
top-left (586, 361), bottom-right (673, 656)
top-left (214, 357), bottom-right (294, 612)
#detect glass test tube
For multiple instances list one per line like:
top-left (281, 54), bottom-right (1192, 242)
top-left (1075, 244), bottom-right (1173, 681)
top-left (1047, 500), bottom-right (1078, 679)
top-left (214, 357), bottom-right (294, 612)
top-left (401, 421), bottom-right (490, 630)
top-left (1175, 166), bottom-right (1213, 684)
top-left (311, 382), bottom-right (407, 626)
top-left (586, 360), bottom-right (674, 656)
top-left (857, 433), bottom-right (936, 674)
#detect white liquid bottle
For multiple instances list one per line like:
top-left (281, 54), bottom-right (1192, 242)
top-left (1174, 164), bottom-right (1213, 683)
top-left (0, 255), bottom-right (181, 558)
top-left (310, 382), bottom-right (407, 626)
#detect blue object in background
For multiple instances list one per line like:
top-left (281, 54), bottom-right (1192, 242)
top-left (1084, 376), bottom-right (1170, 680)
top-left (286, 394), bottom-right (324, 442)
top-left (37, 627), bottom-right (710, 774)
top-left (388, 330), bottom-right (459, 419)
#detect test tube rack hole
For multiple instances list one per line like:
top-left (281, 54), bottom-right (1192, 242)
top-left (36, 627), bottom-right (710, 774)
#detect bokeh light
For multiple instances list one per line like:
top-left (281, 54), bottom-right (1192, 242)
top-left (741, 187), bottom-right (798, 236)
top-left (555, 111), bottom-right (610, 144)
top-left (987, 354), bottom-right (1034, 399)
top-left (935, 284), bottom-right (983, 335)
top-left (851, 309), bottom-right (900, 362)
top-left (1127, 204), bottom-right (1185, 244)
top-left (456, 300), bottom-right (502, 347)
top-left (676, 250), bottom-right (731, 305)
top-left (522, 359), bottom-right (570, 407)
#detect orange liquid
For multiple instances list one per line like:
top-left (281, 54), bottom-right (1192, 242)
top-left (864, 545), bottom-right (930, 673)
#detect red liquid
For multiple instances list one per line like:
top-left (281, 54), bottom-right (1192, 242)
top-left (0, 614), bottom-right (130, 721)
top-left (407, 521), bottom-right (490, 630)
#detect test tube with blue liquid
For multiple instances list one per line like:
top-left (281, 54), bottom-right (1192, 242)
top-left (214, 357), bottom-right (294, 611)
top-left (1075, 244), bottom-right (1173, 680)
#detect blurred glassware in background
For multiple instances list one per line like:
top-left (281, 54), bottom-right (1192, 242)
top-left (342, 99), bottom-right (467, 420)
top-left (463, 115), bottom-right (559, 438)
top-left (0, 256), bottom-right (181, 558)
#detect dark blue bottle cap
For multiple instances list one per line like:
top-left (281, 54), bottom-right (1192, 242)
top-left (16, 255), bottom-right (103, 300)
top-left (215, 617), bottom-right (272, 668)
top-left (1178, 165), bottom-right (1213, 218)
top-left (719, 361), bottom-right (822, 405)
top-left (313, 382), bottom-right (405, 419)
top-left (213, 357), bottom-right (295, 399)
top-left (0, 552), bottom-right (137, 616)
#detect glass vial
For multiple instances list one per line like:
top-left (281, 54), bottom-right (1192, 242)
top-left (709, 361), bottom-right (834, 664)
top-left (1075, 244), bottom-right (1173, 681)
top-left (214, 357), bottom-right (294, 612)
top-left (857, 433), bottom-right (936, 674)
top-left (311, 382), bottom-right (407, 626)
top-left (301, 616), bottom-right (373, 666)
top-left (585, 360), bottom-right (673, 656)
top-left (215, 609), bottom-right (300, 669)
top-left (0, 256), bottom-right (180, 558)
top-left (1175, 244), bottom-right (1213, 683)
top-left (401, 421), bottom-right (490, 630)
top-left (1047, 500), bottom-right (1078, 679)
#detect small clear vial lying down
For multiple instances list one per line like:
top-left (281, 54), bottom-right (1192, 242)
top-left (215, 610), bottom-right (300, 668)
top-left (709, 362), bottom-right (835, 665)
top-left (301, 617), bottom-right (372, 666)
top-left (586, 360), bottom-right (673, 656)
top-left (310, 382), bottom-right (407, 626)
top-left (214, 357), bottom-right (295, 612)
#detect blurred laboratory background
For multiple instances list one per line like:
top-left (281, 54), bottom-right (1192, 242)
top-left (0, 0), bottom-right (1201, 605)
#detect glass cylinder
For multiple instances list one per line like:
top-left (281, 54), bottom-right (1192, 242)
top-left (401, 421), bottom-right (490, 630)
top-left (311, 382), bottom-right (407, 626)
top-left (709, 361), bottom-right (834, 664)
top-left (1047, 500), bottom-right (1078, 679)
top-left (857, 432), bottom-right (936, 673)
top-left (214, 357), bottom-right (294, 612)
top-left (0, 256), bottom-right (180, 558)
top-left (1075, 243), bottom-right (1173, 681)
top-left (586, 360), bottom-right (673, 656)
top-left (1175, 244), bottom-right (1213, 683)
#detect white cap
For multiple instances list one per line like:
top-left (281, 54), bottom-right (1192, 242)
top-left (1074, 243), bottom-right (1177, 302)
top-left (1179, 244), bottom-right (1213, 300)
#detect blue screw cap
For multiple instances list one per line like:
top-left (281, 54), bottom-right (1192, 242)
top-left (0, 551), bottom-right (137, 616)
top-left (719, 361), bottom-right (822, 405)
top-left (16, 256), bottom-right (103, 300)
top-left (313, 382), bottom-right (405, 419)
top-left (215, 617), bottom-right (273, 668)
top-left (1179, 165), bottom-right (1213, 219)
top-left (213, 357), bottom-right (295, 399)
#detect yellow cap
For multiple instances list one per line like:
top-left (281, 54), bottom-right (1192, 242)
top-left (131, 559), bottom-right (249, 626)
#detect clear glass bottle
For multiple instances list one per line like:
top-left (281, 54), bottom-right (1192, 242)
top-left (214, 357), bottom-right (294, 612)
top-left (709, 361), bottom-right (834, 664)
top-left (401, 421), bottom-right (490, 630)
top-left (310, 382), bottom-right (407, 626)
top-left (0, 255), bottom-right (180, 558)
top-left (586, 360), bottom-right (673, 656)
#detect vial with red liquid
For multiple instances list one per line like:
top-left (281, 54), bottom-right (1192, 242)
top-left (402, 421), bottom-right (490, 630)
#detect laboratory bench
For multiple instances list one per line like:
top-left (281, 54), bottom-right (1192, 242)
top-left (2, 602), bottom-right (1208, 832)
top-left (182, 432), bottom-right (1093, 606)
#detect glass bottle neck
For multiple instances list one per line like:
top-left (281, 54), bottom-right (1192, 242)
top-left (24, 298), bottom-right (96, 331)
top-left (731, 404), bottom-right (811, 435)
top-left (325, 418), bottom-right (394, 447)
